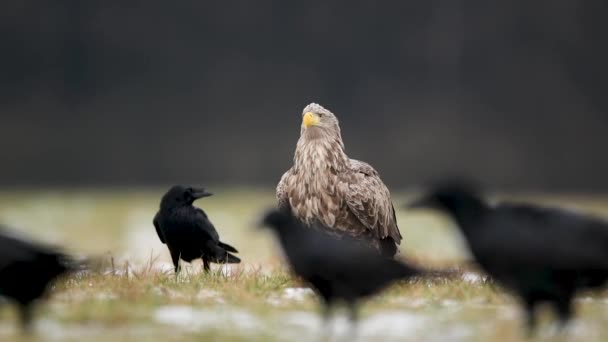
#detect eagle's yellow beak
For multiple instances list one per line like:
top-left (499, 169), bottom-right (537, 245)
top-left (303, 112), bottom-right (320, 128)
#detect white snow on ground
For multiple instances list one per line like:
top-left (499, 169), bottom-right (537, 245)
top-left (267, 287), bottom-right (315, 306)
top-left (283, 287), bottom-right (315, 301)
top-left (54, 290), bottom-right (119, 302)
top-left (461, 272), bottom-right (486, 284)
top-left (0, 320), bottom-right (165, 341)
top-left (153, 305), bottom-right (473, 341)
top-left (154, 306), bottom-right (260, 332)
top-left (390, 297), bottom-right (430, 308)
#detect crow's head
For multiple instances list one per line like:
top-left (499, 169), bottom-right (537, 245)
top-left (160, 185), bottom-right (212, 208)
top-left (259, 208), bottom-right (299, 233)
top-left (408, 179), bottom-right (483, 214)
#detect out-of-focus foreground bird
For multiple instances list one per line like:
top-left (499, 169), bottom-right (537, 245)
top-left (409, 181), bottom-right (608, 334)
top-left (0, 228), bottom-right (74, 331)
top-left (277, 103), bottom-right (402, 258)
top-left (153, 185), bottom-right (240, 273)
top-left (260, 208), bottom-right (422, 331)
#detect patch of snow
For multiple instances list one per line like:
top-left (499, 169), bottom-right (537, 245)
top-left (17, 319), bottom-right (161, 340)
top-left (497, 306), bottom-right (519, 320)
top-left (280, 310), bottom-right (434, 341)
top-left (266, 287), bottom-right (314, 306)
top-left (392, 297), bottom-right (429, 308)
top-left (266, 297), bottom-right (282, 307)
top-left (360, 311), bottom-right (428, 337)
top-left (462, 272), bottom-right (485, 284)
top-left (283, 287), bottom-right (314, 301)
top-left (95, 291), bottom-right (118, 301)
top-left (195, 289), bottom-right (225, 304)
top-left (441, 299), bottom-right (460, 307)
top-left (154, 306), bottom-right (260, 332)
top-left (154, 306), bottom-right (437, 340)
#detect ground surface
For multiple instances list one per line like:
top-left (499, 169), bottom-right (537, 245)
top-left (0, 187), bottom-right (607, 341)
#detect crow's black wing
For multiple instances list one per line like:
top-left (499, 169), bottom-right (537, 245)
top-left (293, 229), bottom-right (416, 292)
top-left (153, 212), bottom-right (165, 244)
top-left (473, 205), bottom-right (608, 271)
top-left (218, 241), bottom-right (238, 253)
top-left (0, 232), bottom-right (40, 270)
top-left (0, 230), bottom-right (68, 273)
top-left (193, 208), bottom-right (220, 242)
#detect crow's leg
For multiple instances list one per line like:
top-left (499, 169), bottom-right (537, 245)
top-left (320, 302), bottom-right (333, 341)
top-left (554, 296), bottom-right (574, 330)
top-left (202, 257), bottom-right (211, 273)
top-left (18, 303), bottom-right (33, 334)
top-left (523, 297), bottom-right (538, 337)
top-left (170, 249), bottom-right (181, 275)
top-left (346, 301), bottom-right (360, 341)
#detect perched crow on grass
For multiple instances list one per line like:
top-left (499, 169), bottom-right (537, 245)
top-left (153, 185), bottom-right (240, 273)
top-left (0, 228), bottom-right (73, 331)
top-left (409, 181), bottom-right (608, 333)
top-left (260, 208), bottom-right (423, 330)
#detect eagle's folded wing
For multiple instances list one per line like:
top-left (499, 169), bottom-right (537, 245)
top-left (276, 169), bottom-right (294, 211)
top-left (343, 159), bottom-right (402, 244)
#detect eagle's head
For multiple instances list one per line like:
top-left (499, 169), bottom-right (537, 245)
top-left (300, 103), bottom-right (341, 139)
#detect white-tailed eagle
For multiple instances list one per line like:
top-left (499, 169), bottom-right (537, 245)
top-left (277, 103), bottom-right (402, 257)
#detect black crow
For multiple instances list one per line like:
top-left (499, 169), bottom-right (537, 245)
top-left (409, 181), bottom-right (608, 333)
top-left (0, 228), bottom-right (73, 331)
top-left (153, 185), bottom-right (240, 273)
top-left (260, 208), bottom-right (423, 330)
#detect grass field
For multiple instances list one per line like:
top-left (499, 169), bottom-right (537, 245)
top-left (1, 187), bottom-right (608, 341)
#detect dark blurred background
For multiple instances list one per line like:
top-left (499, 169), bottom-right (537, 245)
top-left (1, 1), bottom-right (607, 190)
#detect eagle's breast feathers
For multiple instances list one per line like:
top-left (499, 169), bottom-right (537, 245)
top-left (276, 155), bottom-right (402, 245)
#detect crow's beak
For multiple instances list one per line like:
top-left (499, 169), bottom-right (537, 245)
top-left (192, 188), bottom-right (213, 199)
top-left (256, 212), bottom-right (273, 230)
top-left (256, 208), bottom-right (290, 230)
top-left (256, 218), bottom-right (267, 229)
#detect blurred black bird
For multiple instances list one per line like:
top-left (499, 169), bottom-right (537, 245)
top-left (260, 208), bottom-right (424, 330)
top-left (409, 181), bottom-right (608, 333)
top-left (153, 185), bottom-right (240, 273)
top-left (0, 228), bottom-right (74, 331)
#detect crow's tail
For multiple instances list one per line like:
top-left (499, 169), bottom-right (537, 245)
top-left (59, 254), bottom-right (93, 272)
top-left (224, 252), bottom-right (241, 264)
top-left (218, 241), bottom-right (239, 253)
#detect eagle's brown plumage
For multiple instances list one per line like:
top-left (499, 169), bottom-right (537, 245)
top-left (276, 103), bottom-right (402, 257)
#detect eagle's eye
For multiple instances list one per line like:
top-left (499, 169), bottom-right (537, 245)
top-left (318, 113), bottom-right (324, 118)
